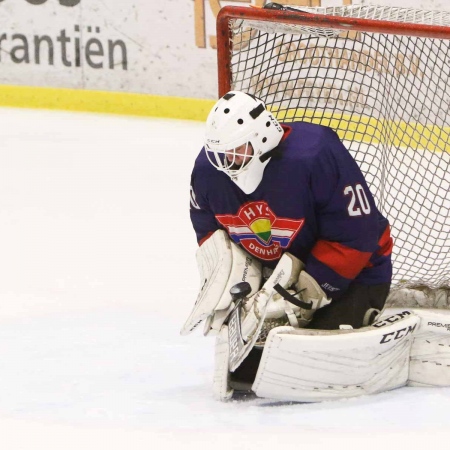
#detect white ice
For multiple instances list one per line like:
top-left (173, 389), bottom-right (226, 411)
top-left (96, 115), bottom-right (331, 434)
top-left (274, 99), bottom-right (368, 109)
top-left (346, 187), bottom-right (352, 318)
top-left (0, 108), bottom-right (449, 450)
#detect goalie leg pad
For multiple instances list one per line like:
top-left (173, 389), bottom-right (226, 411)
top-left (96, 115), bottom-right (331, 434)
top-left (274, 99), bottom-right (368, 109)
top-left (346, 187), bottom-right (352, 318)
top-left (252, 311), bottom-right (420, 402)
top-left (408, 309), bottom-right (450, 387)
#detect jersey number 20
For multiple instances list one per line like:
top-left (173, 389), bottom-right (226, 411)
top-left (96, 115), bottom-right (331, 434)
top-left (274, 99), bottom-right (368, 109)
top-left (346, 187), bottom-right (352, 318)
top-left (344, 184), bottom-right (371, 216)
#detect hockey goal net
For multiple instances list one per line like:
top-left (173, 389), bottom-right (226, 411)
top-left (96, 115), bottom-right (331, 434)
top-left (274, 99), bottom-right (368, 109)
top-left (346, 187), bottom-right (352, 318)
top-left (216, 3), bottom-right (450, 306)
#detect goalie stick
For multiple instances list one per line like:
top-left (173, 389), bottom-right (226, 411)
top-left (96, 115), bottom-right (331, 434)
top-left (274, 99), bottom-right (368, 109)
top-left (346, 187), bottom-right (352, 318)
top-left (227, 282), bottom-right (251, 371)
top-left (227, 282), bottom-right (310, 371)
top-left (264, 2), bottom-right (307, 12)
top-left (227, 253), bottom-right (303, 372)
top-left (263, 2), bottom-right (341, 38)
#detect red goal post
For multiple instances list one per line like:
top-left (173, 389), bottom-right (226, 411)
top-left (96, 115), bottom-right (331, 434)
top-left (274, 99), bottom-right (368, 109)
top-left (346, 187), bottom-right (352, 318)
top-left (214, 4), bottom-right (450, 295)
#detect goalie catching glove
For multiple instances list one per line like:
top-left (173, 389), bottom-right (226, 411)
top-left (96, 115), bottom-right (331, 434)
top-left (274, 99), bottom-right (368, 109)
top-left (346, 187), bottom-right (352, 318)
top-left (180, 230), bottom-right (262, 336)
top-left (265, 270), bottom-right (332, 328)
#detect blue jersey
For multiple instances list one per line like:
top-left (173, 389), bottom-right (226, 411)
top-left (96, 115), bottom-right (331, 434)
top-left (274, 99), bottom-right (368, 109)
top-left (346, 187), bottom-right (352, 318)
top-left (190, 122), bottom-right (393, 300)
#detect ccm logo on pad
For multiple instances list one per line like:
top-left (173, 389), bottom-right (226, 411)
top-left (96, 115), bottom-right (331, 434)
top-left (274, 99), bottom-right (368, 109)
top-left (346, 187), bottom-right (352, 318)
top-left (373, 311), bottom-right (416, 344)
top-left (379, 324), bottom-right (417, 344)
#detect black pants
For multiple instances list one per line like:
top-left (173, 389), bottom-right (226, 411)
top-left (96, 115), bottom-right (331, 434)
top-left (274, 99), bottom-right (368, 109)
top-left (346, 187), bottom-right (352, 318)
top-left (230, 282), bottom-right (390, 386)
top-left (306, 282), bottom-right (390, 330)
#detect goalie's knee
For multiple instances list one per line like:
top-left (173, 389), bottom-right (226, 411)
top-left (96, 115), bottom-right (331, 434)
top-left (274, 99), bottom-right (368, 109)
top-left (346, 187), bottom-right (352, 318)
top-left (252, 310), bottom-right (419, 402)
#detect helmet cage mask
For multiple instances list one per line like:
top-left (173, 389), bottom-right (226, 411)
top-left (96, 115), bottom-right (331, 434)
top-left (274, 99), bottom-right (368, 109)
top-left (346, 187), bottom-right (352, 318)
top-left (204, 91), bottom-right (284, 194)
top-left (205, 141), bottom-right (256, 177)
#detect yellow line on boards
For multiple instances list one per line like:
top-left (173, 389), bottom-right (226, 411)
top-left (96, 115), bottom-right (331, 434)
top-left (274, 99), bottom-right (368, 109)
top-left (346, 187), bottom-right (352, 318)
top-left (1, 86), bottom-right (448, 152)
top-left (0, 85), bottom-right (216, 121)
top-left (277, 108), bottom-right (450, 153)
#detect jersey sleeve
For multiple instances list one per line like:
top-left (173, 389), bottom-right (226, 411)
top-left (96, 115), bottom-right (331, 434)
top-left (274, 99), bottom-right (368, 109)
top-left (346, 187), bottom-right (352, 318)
top-left (190, 171), bottom-right (219, 246)
top-left (304, 128), bottom-right (384, 299)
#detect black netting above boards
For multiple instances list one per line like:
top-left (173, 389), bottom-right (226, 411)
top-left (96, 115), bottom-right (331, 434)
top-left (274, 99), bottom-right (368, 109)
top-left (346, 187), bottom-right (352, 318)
top-left (226, 5), bottom-right (450, 290)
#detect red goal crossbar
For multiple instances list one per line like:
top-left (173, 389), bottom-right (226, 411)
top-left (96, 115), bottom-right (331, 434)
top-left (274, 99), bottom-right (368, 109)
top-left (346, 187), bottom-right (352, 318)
top-left (216, 5), bottom-right (450, 96)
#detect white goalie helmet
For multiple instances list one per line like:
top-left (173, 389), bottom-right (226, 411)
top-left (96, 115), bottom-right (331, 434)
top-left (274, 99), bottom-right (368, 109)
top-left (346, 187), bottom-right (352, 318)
top-left (205, 91), bottom-right (284, 194)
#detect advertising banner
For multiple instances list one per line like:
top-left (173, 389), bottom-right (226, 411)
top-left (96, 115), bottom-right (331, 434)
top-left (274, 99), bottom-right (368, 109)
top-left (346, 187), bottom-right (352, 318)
top-left (0, 0), bottom-right (448, 101)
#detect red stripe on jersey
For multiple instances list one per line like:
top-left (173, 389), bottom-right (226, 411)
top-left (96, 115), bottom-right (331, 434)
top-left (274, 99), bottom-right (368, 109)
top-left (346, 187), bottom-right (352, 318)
top-left (281, 125), bottom-right (292, 141)
top-left (311, 240), bottom-right (373, 279)
top-left (215, 214), bottom-right (244, 227)
top-left (199, 231), bottom-right (215, 247)
top-left (377, 225), bottom-right (393, 257)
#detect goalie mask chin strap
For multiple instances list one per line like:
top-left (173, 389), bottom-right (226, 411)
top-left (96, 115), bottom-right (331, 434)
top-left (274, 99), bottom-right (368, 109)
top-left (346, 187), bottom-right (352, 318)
top-left (259, 144), bottom-right (283, 163)
top-left (273, 284), bottom-right (312, 310)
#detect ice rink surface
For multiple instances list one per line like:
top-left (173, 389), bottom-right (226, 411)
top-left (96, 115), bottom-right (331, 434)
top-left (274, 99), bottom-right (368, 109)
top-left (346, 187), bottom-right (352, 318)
top-left (0, 107), bottom-right (449, 449)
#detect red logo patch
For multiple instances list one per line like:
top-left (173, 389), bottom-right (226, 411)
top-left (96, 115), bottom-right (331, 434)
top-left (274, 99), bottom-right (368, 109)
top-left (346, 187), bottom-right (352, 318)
top-left (216, 201), bottom-right (304, 261)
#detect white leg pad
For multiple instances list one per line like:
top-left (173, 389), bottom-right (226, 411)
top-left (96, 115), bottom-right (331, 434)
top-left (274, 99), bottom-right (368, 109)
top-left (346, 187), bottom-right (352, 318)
top-left (213, 325), bottom-right (233, 401)
top-left (408, 309), bottom-right (450, 387)
top-left (252, 311), bottom-right (420, 402)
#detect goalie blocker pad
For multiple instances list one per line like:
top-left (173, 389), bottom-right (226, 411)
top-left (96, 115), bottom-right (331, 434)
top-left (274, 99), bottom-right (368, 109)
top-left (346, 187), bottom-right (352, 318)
top-left (252, 311), bottom-right (420, 402)
top-left (180, 230), bottom-right (262, 336)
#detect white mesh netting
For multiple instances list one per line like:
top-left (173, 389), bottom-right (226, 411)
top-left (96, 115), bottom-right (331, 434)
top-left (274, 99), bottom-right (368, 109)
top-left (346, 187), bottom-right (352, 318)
top-left (226, 5), bottom-right (450, 301)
